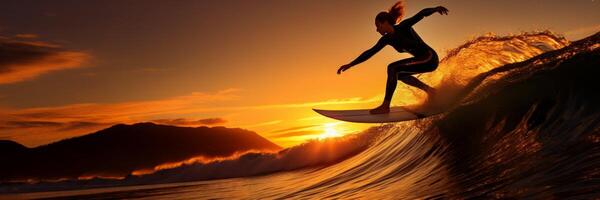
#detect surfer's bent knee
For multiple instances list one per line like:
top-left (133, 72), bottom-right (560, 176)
top-left (413, 50), bottom-right (439, 72)
top-left (387, 63), bottom-right (398, 75)
top-left (427, 49), bottom-right (440, 70)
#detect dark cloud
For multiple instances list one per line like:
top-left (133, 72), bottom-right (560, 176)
top-left (195, 118), bottom-right (228, 125)
top-left (2, 120), bottom-right (62, 128)
top-left (152, 117), bottom-right (227, 126)
top-left (0, 120), bottom-right (106, 131)
top-left (14, 34), bottom-right (39, 39)
top-left (58, 121), bottom-right (109, 131)
top-left (0, 35), bottom-right (89, 84)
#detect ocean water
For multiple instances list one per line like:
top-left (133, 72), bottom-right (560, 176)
top-left (2, 31), bottom-right (599, 199)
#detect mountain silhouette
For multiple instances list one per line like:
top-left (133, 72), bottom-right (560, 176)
top-left (0, 122), bottom-right (281, 182)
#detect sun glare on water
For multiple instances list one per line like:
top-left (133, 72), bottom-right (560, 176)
top-left (318, 123), bottom-right (343, 140)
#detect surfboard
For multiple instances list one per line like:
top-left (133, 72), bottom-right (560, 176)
top-left (312, 106), bottom-right (443, 123)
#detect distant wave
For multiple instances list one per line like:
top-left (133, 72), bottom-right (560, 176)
top-left (124, 125), bottom-right (382, 184)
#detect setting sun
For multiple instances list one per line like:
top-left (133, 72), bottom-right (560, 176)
top-left (318, 123), bottom-right (343, 140)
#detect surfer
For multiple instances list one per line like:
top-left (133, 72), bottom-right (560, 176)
top-left (337, 1), bottom-right (448, 114)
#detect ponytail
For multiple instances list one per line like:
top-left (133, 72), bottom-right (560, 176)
top-left (389, 0), bottom-right (405, 23)
top-left (375, 0), bottom-right (405, 24)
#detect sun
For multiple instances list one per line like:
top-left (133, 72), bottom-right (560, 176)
top-left (318, 123), bottom-right (343, 140)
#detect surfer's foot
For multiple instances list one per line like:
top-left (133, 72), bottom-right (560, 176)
top-left (370, 103), bottom-right (390, 114)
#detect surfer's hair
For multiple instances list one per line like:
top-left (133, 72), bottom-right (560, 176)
top-left (375, 0), bottom-right (405, 25)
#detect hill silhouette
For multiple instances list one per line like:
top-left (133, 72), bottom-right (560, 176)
top-left (0, 122), bottom-right (281, 182)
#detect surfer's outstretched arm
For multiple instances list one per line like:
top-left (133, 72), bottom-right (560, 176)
top-left (338, 37), bottom-right (387, 74)
top-left (349, 38), bottom-right (387, 66)
top-left (401, 6), bottom-right (449, 27)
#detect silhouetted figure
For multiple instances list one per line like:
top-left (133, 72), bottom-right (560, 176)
top-left (337, 1), bottom-right (448, 114)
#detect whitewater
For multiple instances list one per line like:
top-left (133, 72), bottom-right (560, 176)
top-left (4, 31), bottom-right (599, 199)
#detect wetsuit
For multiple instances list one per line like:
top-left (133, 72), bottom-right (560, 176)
top-left (348, 11), bottom-right (439, 103)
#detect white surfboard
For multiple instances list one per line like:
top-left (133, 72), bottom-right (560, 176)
top-left (313, 106), bottom-right (443, 123)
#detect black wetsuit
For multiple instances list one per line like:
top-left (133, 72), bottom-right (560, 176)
top-left (349, 13), bottom-right (439, 103)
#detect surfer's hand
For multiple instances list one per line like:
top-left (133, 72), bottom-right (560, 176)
top-left (337, 64), bottom-right (352, 74)
top-left (435, 6), bottom-right (449, 15)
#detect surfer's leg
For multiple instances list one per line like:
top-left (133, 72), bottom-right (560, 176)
top-left (370, 56), bottom-right (437, 114)
top-left (394, 54), bottom-right (439, 98)
top-left (397, 74), bottom-right (436, 95)
top-left (383, 62), bottom-right (403, 103)
top-left (370, 59), bottom-right (413, 114)
top-left (383, 58), bottom-right (423, 101)
top-left (369, 69), bottom-right (396, 114)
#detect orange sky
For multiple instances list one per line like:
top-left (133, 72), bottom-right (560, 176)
top-left (0, 0), bottom-right (598, 147)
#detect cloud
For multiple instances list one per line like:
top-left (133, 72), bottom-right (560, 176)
top-left (14, 34), bottom-right (39, 39)
top-left (58, 121), bottom-right (109, 131)
top-left (271, 130), bottom-right (320, 138)
top-left (0, 35), bottom-right (90, 84)
top-left (0, 120), bottom-right (108, 132)
top-left (151, 117), bottom-right (227, 126)
top-left (242, 120), bottom-right (283, 128)
top-left (270, 125), bottom-right (318, 133)
top-left (168, 95), bottom-right (381, 115)
top-left (12, 89), bottom-right (240, 121)
top-left (1, 120), bottom-right (62, 129)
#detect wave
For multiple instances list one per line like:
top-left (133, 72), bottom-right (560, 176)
top-left (394, 31), bottom-right (570, 107)
top-left (125, 126), bottom-right (383, 184)
top-left (431, 31), bottom-right (600, 198)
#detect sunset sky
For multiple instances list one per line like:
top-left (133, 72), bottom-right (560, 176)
top-left (1, 0), bottom-right (598, 147)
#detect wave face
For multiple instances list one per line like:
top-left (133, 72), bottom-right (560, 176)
top-left (4, 32), bottom-right (599, 199)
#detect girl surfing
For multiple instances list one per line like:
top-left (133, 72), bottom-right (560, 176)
top-left (337, 1), bottom-right (448, 114)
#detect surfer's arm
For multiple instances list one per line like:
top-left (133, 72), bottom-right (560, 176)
top-left (401, 6), bottom-right (449, 27)
top-left (338, 38), bottom-right (386, 74)
top-left (347, 37), bottom-right (387, 67)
